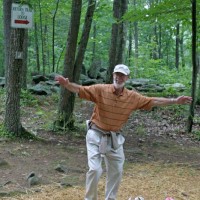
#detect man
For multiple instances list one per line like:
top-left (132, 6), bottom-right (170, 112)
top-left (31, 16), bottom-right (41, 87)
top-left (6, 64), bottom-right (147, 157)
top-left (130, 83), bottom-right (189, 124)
top-left (55, 64), bottom-right (192, 200)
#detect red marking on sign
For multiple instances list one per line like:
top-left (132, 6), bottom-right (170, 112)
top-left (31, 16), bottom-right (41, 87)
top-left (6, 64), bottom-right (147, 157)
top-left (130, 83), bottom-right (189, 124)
top-left (14, 20), bottom-right (29, 25)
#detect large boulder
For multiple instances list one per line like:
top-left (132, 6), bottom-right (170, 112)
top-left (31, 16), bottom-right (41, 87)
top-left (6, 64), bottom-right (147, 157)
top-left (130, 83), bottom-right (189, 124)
top-left (47, 72), bottom-right (60, 80)
top-left (28, 83), bottom-right (51, 95)
top-left (32, 75), bottom-right (49, 84)
top-left (135, 84), bottom-right (165, 92)
top-left (164, 83), bottom-right (186, 92)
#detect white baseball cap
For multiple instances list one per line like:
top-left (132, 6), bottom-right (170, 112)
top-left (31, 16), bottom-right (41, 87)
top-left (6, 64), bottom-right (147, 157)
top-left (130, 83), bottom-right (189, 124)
top-left (113, 64), bottom-right (130, 75)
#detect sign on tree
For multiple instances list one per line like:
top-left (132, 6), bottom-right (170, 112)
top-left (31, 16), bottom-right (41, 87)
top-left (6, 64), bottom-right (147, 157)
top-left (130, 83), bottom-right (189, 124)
top-left (11, 3), bottom-right (34, 29)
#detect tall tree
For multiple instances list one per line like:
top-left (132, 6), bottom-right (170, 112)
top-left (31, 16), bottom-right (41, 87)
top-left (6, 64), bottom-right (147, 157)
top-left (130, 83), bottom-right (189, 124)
top-left (56, 0), bottom-right (96, 129)
top-left (129, 0), bottom-right (139, 75)
top-left (52, 0), bottom-right (60, 72)
top-left (106, 0), bottom-right (128, 83)
top-left (84, 1), bottom-right (99, 79)
top-left (158, 24), bottom-right (162, 59)
top-left (4, 1), bottom-right (29, 89)
top-left (127, 22), bottom-right (133, 66)
top-left (117, 0), bottom-right (128, 63)
top-left (34, 21), bottom-right (40, 72)
top-left (4, 28), bottom-right (25, 135)
top-left (3, 0), bottom-right (12, 85)
top-left (38, 0), bottom-right (46, 75)
top-left (4, 1), bottom-right (32, 135)
top-left (175, 22), bottom-right (180, 69)
top-left (55, 0), bottom-right (82, 129)
top-left (74, 0), bottom-right (97, 82)
top-left (180, 30), bottom-right (185, 68)
top-left (187, 0), bottom-right (197, 132)
top-left (21, 29), bottom-right (28, 89)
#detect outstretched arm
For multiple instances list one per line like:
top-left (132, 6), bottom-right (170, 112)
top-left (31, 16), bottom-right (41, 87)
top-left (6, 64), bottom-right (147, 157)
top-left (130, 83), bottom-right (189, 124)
top-left (151, 95), bottom-right (192, 107)
top-left (55, 75), bottom-right (80, 93)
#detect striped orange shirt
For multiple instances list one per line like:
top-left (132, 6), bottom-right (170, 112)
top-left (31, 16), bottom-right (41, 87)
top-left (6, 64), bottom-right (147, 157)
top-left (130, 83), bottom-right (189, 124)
top-left (79, 84), bottom-right (154, 132)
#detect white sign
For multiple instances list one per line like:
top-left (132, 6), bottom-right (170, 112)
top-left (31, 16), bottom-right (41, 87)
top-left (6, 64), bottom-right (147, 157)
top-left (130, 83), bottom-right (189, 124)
top-left (11, 3), bottom-right (34, 29)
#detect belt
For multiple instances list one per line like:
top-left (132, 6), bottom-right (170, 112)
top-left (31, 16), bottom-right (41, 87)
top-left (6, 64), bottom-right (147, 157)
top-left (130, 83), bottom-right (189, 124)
top-left (87, 121), bottom-right (121, 154)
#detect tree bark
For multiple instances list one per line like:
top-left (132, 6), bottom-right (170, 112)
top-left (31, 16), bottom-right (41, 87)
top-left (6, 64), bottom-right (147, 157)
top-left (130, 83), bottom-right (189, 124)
top-left (74, 0), bottom-right (96, 82)
top-left (56, 0), bottom-right (96, 130)
top-left (106, 0), bottom-right (128, 83)
top-left (52, 0), bottom-right (60, 72)
top-left (158, 24), bottom-right (162, 59)
top-left (43, 23), bottom-right (49, 73)
top-left (116, 0), bottom-right (128, 64)
top-left (151, 24), bottom-right (158, 60)
top-left (133, 0), bottom-right (139, 76)
top-left (128, 23), bottom-right (132, 67)
top-left (34, 22), bottom-right (40, 72)
top-left (180, 30), bottom-right (185, 68)
top-left (175, 22), bottom-right (180, 70)
top-left (56, 0), bottom-right (82, 129)
top-left (91, 22), bottom-right (97, 67)
top-left (106, 0), bottom-right (120, 83)
top-left (187, 0), bottom-right (197, 132)
top-left (3, 0), bottom-right (12, 84)
top-left (5, 28), bottom-right (25, 135)
top-left (21, 29), bottom-right (28, 89)
top-left (38, 0), bottom-right (46, 75)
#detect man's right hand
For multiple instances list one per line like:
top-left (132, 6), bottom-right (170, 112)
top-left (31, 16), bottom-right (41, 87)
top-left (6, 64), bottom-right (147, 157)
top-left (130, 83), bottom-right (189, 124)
top-left (55, 75), bottom-right (69, 87)
top-left (55, 75), bottom-right (80, 93)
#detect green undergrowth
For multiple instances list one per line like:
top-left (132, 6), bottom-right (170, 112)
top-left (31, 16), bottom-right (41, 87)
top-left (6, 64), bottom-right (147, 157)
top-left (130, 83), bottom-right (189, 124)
top-left (0, 123), bottom-right (14, 139)
top-left (0, 123), bottom-right (47, 141)
top-left (193, 130), bottom-right (200, 141)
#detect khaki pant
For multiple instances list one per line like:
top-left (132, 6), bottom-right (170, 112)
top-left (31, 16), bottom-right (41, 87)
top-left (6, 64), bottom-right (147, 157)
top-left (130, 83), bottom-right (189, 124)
top-left (85, 128), bottom-right (125, 200)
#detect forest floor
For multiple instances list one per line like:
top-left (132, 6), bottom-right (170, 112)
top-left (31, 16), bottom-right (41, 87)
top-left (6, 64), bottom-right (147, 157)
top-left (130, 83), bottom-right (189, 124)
top-left (0, 94), bottom-right (200, 200)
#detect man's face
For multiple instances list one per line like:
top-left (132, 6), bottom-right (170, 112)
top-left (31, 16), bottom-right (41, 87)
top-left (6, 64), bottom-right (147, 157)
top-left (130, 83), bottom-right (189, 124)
top-left (113, 72), bottom-right (129, 89)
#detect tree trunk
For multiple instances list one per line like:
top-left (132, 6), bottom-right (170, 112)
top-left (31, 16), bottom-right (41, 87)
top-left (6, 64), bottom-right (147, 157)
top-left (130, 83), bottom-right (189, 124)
top-left (165, 32), bottom-right (172, 68)
top-left (52, 0), bottom-right (60, 72)
top-left (152, 24), bottom-right (158, 60)
top-left (56, 45), bottom-right (65, 73)
top-left (106, 0), bottom-right (120, 83)
top-left (91, 22), bottom-right (97, 67)
top-left (43, 24), bottom-right (49, 74)
top-left (56, 0), bottom-right (96, 130)
top-left (21, 29), bottom-right (28, 89)
top-left (134, 20), bottom-right (139, 61)
top-left (5, 28), bottom-right (25, 135)
top-left (133, 0), bottom-right (139, 76)
top-left (175, 22), bottom-right (180, 70)
top-left (74, 0), bottom-right (96, 82)
top-left (38, 0), bottom-right (45, 75)
top-left (128, 23), bottom-right (132, 67)
top-left (158, 24), bottom-right (162, 59)
top-left (196, 55), bottom-right (200, 104)
top-left (106, 0), bottom-right (128, 83)
top-left (3, 0), bottom-right (12, 85)
top-left (180, 30), bottom-right (185, 68)
top-left (56, 0), bottom-right (82, 130)
top-left (116, 0), bottom-right (128, 64)
top-left (187, 0), bottom-right (197, 132)
top-left (34, 22), bottom-right (40, 72)
top-left (78, 0), bottom-right (97, 80)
